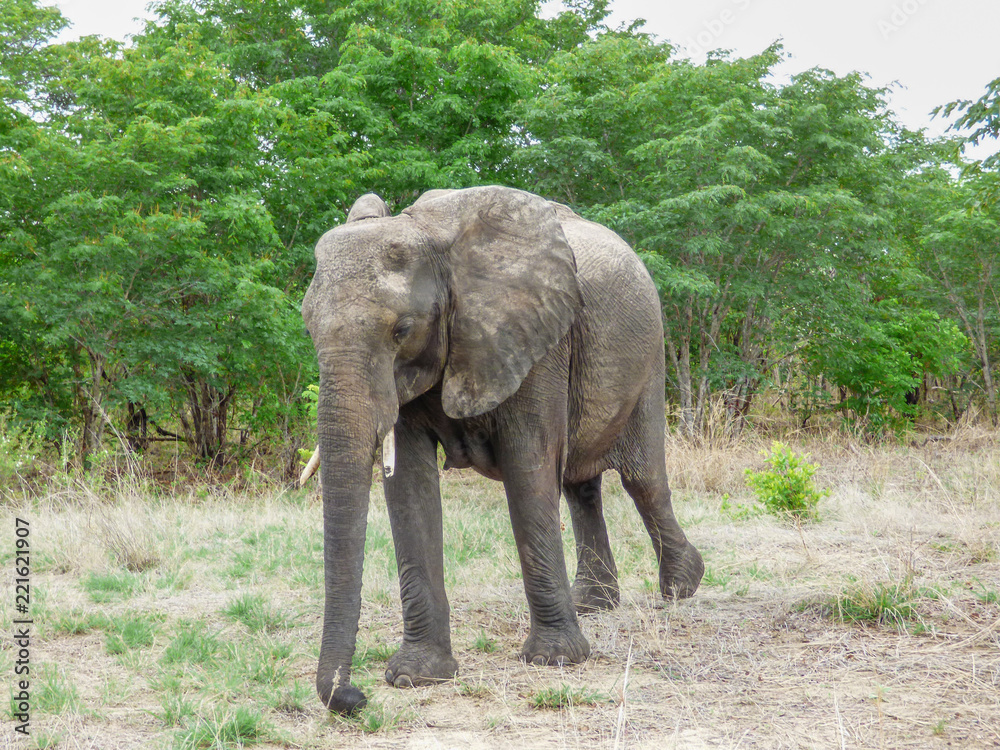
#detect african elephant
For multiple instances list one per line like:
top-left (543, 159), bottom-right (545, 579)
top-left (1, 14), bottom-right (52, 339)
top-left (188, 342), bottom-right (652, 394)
top-left (301, 186), bottom-right (704, 714)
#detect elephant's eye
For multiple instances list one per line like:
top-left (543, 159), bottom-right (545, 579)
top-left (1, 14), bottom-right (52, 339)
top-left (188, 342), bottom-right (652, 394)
top-left (392, 318), bottom-right (414, 343)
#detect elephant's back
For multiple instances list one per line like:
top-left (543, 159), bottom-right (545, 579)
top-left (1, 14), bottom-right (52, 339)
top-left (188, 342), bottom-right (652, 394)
top-left (551, 204), bottom-right (664, 478)
top-left (552, 203), bottom-right (662, 363)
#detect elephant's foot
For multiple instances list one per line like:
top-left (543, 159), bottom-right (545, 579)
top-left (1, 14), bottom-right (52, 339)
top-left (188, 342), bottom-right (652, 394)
top-left (521, 624), bottom-right (591, 666)
top-left (572, 576), bottom-right (620, 614)
top-left (660, 542), bottom-right (705, 600)
top-left (384, 643), bottom-right (458, 688)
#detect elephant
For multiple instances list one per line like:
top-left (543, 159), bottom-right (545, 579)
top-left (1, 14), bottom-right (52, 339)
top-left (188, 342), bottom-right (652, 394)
top-left (301, 185), bottom-right (704, 714)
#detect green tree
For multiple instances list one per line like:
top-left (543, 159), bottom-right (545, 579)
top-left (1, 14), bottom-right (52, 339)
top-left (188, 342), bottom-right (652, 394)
top-left (798, 301), bottom-right (968, 433)
top-left (0, 0), bottom-right (73, 442)
top-left (4, 23), bottom-right (311, 466)
top-left (911, 171), bottom-right (1000, 424)
top-left (521, 37), bottom-right (904, 436)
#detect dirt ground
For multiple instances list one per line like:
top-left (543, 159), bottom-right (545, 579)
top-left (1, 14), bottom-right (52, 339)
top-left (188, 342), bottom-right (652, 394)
top-left (6, 435), bottom-right (1000, 749)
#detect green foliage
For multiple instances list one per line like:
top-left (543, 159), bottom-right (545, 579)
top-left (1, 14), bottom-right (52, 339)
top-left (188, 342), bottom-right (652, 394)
top-left (269, 680), bottom-right (312, 715)
top-left (800, 301), bottom-right (968, 435)
top-left (156, 693), bottom-right (199, 728)
top-left (351, 640), bottom-right (395, 670)
top-left (744, 442), bottom-right (828, 520)
top-left (1, 0), bottom-right (999, 468)
top-left (936, 75), bottom-right (1000, 172)
top-left (520, 34), bottom-right (914, 436)
top-left (0, 410), bottom-right (46, 481)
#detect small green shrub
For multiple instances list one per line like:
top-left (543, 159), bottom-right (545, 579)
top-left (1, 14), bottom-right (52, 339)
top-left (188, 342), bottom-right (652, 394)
top-left (0, 410), bottom-right (46, 482)
top-left (744, 442), bottom-right (828, 520)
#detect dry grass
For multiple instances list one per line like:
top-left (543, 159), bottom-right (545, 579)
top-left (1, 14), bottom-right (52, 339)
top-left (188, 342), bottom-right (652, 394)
top-left (1, 428), bottom-right (998, 748)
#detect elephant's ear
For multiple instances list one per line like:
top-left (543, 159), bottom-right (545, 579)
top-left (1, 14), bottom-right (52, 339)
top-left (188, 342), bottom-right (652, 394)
top-left (346, 193), bottom-right (391, 223)
top-left (405, 186), bottom-right (582, 419)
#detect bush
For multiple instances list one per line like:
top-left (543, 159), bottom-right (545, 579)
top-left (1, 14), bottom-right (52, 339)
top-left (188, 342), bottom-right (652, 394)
top-left (744, 442), bottom-right (828, 521)
top-left (0, 410), bottom-right (46, 484)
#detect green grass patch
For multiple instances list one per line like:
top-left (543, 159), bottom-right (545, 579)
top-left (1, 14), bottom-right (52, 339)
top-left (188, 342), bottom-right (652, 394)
top-left (528, 684), bottom-right (606, 710)
top-left (352, 640), bottom-right (396, 671)
top-left (458, 679), bottom-right (493, 698)
top-left (172, 706), bottom-right (271, 749)
top-left (154, 565), bottom-right (194, 591)
top-left (333, 698), bottom-right (410, 734)
top-left (105, 615), bottom-right (158, 655)
top-left (225, 641), bottom-right (290, 686)
top-left (48, 610), bottom-right (112, 635)
top-left (222, 593), bottom-right (288, 633)
top-left (472, 631), bottom-right (498, 653)
top-left (818, 580), bottom-right (936, 631)
top-left (161, 620), bottom-right (222, 666)
top-left (156, 693), bottom-right (200, 728)
top-left (742, 561), bottom-right (774, 581)
top-left (701, 566), bottom-right (731, 588)
top-left (35, 666), bottom-right (82, 715)
top-left (82, 571), bottom-right (144, 603)
top-left (971, 579), bottom-right (999, 604)
top-left (270, 680), bottom-right (312, 715)
top-left (32, 731), bottom-right (63, 749)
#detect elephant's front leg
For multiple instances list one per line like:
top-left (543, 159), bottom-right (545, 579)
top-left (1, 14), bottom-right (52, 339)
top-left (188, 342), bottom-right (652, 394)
top-left (501, 437), bottom-right (590, 667)
top-left (383, 414), bottom-right (458, 688)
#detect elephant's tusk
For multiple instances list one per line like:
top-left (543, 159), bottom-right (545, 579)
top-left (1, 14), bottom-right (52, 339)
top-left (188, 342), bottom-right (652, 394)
top-left (298, 445), bottom-right (320, 488)
top-left (382, 429), bottom-right (396, 478)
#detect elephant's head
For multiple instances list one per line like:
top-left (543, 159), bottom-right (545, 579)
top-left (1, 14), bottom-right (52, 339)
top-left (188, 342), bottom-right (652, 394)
top-left (301, 186), bottom-right (581, 713)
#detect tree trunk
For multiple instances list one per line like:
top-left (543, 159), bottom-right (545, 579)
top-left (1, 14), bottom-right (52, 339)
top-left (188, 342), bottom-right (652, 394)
top-left (182, 372), bottom-right (235, 465)
top-left (126, 402), bottom-right (149, 452)
top-left (78, 351), bottom-right (107, 469)
top-left (668, 335), bottom-right (695, 439)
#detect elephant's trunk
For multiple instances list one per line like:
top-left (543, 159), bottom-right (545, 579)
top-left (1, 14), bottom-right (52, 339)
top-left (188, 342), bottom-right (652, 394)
top-left (314, 356), bottom-right (397, 714)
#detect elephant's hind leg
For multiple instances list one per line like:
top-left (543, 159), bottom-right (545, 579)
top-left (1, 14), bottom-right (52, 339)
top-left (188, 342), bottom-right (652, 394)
top-left (383, 412), bottom-right (459, 688)
top-left (564, 475), bottom-right (620, 613)
top-left (615, 383), bottom-right (704, 600)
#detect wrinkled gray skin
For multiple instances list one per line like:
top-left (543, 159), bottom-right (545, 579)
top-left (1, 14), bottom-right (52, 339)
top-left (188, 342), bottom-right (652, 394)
top-left (302, 186), bottom-right (704, 714)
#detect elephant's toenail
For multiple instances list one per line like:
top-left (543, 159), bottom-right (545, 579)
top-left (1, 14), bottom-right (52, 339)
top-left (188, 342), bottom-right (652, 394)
top-left (394, 675), bottom-right (413, 688)
top-left (384, 669), bottom-right (394, 684)
top-left (531, 655), bottom-right (546, 666)
top-left (554, 656), bottom-right (567, 666)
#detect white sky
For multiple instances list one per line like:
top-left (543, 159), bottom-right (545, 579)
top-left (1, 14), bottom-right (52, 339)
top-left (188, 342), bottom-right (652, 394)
top-left (51, 0), bottom-right (999, 158)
